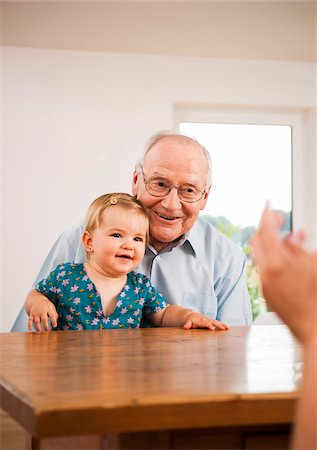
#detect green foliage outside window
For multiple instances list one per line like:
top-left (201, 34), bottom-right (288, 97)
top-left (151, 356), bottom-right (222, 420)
top-left (243, 245), bottom-right (267, 320)
top-left (201, 212), bottom-right (291, 320)
top-left (202, 214), bottom-right (265, 319)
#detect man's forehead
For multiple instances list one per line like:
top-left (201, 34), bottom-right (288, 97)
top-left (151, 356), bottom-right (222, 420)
top-left (144, 136), bottom-right (206, 162)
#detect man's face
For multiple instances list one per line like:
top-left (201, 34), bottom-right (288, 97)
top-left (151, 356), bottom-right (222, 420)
top-left (132, 137), bottom-right (210, 252)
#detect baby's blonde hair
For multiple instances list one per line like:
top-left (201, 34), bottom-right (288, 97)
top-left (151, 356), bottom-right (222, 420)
top-left (83, 193), bottom-right (149, 258)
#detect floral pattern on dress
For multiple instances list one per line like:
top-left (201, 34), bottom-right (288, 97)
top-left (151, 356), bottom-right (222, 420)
top-left (35, 263), bottom-right (167, 330)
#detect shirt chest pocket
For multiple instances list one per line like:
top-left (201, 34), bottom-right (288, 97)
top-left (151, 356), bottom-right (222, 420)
top-left (182, 292), bottom-right (218, 319)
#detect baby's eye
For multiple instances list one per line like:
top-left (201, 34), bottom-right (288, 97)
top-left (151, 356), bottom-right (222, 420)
top-left (134, 236), bottom-right (144, 242)
top-left (111, 233), bottom-right (122, 238)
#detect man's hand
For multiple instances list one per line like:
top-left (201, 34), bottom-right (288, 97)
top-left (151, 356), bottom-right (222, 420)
top-left (183, 312), bottom-right (229, 330)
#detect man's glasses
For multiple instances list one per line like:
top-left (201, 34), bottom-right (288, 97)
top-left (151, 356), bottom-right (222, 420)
top-left (140, 167), bottom-right (206, 203)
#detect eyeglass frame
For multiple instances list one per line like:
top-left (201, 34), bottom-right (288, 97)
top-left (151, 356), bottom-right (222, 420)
top-left (139, 166), bottom-right (208, 203)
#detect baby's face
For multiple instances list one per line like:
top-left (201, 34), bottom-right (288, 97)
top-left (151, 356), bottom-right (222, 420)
top-left (89, 207), bottom-right (147, 277)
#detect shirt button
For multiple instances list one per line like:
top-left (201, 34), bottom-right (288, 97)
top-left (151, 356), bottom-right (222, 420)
top-left (156, 255), bottom-right (160, 260)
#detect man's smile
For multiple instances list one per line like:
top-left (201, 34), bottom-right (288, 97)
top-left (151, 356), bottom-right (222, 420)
top-left (155, 211), bottom-right (182, 221)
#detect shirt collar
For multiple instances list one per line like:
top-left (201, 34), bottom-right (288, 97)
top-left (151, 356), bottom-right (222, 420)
top-left (182, 224), bottom-right (200, 258)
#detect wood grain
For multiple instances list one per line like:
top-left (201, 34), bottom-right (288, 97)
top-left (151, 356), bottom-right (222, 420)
top-left (0, 326), bottom-right (301, 439)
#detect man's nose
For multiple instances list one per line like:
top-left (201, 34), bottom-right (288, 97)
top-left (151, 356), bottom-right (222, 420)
top-left (161, 187), bottom-right (182, 209)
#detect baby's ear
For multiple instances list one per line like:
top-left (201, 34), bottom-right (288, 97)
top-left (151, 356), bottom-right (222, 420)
top-left (82, 231), bottom-right (93, 252)
top-left (132, 170), bottom-right (139, 196)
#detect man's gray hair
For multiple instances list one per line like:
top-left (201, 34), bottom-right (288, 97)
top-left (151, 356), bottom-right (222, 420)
top-left (135, 131), bottom-right (212, 186)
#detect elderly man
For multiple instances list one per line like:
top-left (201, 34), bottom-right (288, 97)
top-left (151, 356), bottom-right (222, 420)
top-left (12, 132), bottom-right (252, 331)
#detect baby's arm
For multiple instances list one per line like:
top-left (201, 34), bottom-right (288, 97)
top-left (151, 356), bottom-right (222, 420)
top-left (25, 289), bottom-right (59, 332)
top-left (148, 305), bottom-right (229, 330)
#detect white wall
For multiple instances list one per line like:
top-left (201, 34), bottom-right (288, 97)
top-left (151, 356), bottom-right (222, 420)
top-left (3, 2), bottom-right (315, 61)
top-left (0, 42), bottom-right (3, 330)
top-left (2, 47), bottom-right (316, 331)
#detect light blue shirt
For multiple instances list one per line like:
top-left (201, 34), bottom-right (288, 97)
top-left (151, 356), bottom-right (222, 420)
top-left (11, 217), bottom-right (252, 331)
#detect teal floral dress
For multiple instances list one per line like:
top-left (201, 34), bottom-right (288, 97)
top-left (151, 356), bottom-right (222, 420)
top-left (35, 263), bottom-right (167, 330)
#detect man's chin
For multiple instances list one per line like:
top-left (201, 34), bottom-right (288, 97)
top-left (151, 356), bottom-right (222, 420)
top-left (149, 226), bottom-right (183, 250)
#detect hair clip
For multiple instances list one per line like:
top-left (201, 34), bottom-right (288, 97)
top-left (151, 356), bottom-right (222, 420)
top-left (110, 196), bottom-right (118, 205)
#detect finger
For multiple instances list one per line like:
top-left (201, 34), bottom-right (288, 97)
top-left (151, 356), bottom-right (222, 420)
top-left (200, 319), bottom-right (215, 330)
top-left (212, 322), bottom-right (225, 330)
top-left (252, 211), bottom-right (284, 270)
top-left (183, 319), bottom-right (192, 330)
top-left (273, 212), bottom-right (285, 229)
top-left (49, 311), bottom-right (58, 328)
top-left (33, 317), bottom-right (42, 332)
top-left (28, 316), bottom-right (33, 331)
top-left (296, 230), bottom-right (307, 244)
top-left (257, 207), bottom-right (281, 245)
top-left (284, 231), bottom-right (308, 253)
top-left (285, 230), bottom-right (307, 246)
top-left (212, 320), bottom-right (229, 330)
top-left (41, 314), bottom-right (50, 331)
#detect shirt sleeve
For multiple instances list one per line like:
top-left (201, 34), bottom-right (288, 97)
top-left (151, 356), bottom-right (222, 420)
top-left (215, 255), bottom-right (253, 326)
top-left (33, 223), bottom-right (85, 286)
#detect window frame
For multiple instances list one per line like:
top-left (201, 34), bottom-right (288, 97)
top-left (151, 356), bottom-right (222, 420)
top-left (174, 104), bottom-right (308, 233)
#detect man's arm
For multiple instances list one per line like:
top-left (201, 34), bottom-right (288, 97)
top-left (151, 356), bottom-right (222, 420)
top-left (293, 338), bottom-right (316, 450)
top-left (215, 255), bottom-right (252, 326)
top-left (252, 207), bottom-right (317, 450)
top-left (11, 223), bottom-right (85, 332)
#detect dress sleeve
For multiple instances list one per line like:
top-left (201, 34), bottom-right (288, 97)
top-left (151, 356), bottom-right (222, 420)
top-left (143, 278), bottom-right (168, 316)
top-left (35, 264), bottom-right (64, 306)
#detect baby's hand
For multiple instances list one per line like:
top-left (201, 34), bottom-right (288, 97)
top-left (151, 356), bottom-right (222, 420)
top-left (28, 297), bottom-right (59, 332)
top-left (183, 312), bottom-right (229, 331)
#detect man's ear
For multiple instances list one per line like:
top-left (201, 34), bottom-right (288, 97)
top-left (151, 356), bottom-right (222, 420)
top-left (132, 170), bottom-right (138, 196)
top-left (82, 231), bottom-right (93, 252)
top-left (200, 185), bottom-right (211, 211)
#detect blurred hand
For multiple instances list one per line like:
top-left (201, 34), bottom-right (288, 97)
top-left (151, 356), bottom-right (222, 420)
top-left (251, 206), bottom-right (316, 344)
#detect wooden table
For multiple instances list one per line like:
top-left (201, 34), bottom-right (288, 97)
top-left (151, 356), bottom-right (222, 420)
top-left (0, 326), bottom-right (302, 449)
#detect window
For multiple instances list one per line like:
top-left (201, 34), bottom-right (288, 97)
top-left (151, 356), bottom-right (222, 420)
top-left (179, 121), bottom-right (292, 231)
top-left (175, 105), bottom-right (303, 319)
